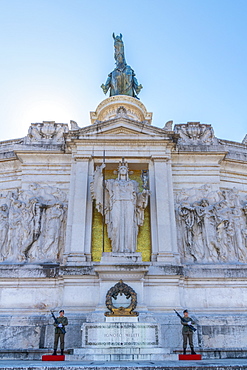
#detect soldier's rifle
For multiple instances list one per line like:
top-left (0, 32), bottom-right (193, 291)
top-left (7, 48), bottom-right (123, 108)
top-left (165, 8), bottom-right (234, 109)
top-left (174, 309), bottom-right (197, 332)
top-left (50, 310), bottom-right (66, 334)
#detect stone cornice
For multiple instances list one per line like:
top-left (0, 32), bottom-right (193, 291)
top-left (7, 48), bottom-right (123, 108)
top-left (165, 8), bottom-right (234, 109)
top-left (72, 154), bottom-right (92, 161)
top-left (66, 117), bottom-right (175, 139)
top-left (151, 155), bottom-right (170, 162)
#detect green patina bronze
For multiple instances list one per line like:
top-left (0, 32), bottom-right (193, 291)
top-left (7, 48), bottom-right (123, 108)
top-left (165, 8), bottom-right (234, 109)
top-left (101, 33), bottom-right (142, 99)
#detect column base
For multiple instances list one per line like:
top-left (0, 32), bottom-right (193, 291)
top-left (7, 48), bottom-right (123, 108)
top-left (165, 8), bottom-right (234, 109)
top-left (64, 253), bottom-right (87, 266)
top-left (156, 252), bottom-right (179, 263)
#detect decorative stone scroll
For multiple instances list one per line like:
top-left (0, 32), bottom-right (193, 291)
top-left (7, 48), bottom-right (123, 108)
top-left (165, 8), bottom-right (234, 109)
top-left (105, 280), bottom-right (138, 316)
top-left (25, 121), bottom-right (69, 144)
top-left (0, 183), bottom-right (67, 263)
top-left (174, 122), bottom-right (218, 145)
top-left (175, 185), bottom-right (247, 263)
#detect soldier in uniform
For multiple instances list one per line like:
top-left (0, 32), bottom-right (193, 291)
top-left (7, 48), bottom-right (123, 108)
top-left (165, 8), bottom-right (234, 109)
top-left (181, 309), bottom-right (196, 355)
top-left (52, 310), bottom-right (68, 355)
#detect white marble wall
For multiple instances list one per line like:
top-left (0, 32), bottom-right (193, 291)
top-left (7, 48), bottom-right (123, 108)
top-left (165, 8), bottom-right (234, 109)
top-left (0, 102), bottom-right (246, 357)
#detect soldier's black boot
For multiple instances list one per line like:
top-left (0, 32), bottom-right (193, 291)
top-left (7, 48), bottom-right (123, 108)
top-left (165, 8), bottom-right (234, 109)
top-left (61, 349), bottom-right (64, 355)
top-left (52, 350), bottom-right (57, 355)
top-left (191, 347), bottom-right (196, 355)
top-left (183, 349), bottom-right (186, 355)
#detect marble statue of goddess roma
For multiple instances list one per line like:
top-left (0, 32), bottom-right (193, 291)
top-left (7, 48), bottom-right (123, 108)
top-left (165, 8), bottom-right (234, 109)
top-left (91, 159), bottom-right (150, 253)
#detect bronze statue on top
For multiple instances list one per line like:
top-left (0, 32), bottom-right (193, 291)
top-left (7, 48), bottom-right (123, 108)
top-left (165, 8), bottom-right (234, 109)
top-left (101, 33), bottom-right (143, 99)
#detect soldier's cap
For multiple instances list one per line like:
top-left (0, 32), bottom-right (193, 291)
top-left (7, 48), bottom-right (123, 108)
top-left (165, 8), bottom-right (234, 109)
top-left (183, 309), bottom-right (188, 313)
top-left (59, 310), bottom-right (64, 313)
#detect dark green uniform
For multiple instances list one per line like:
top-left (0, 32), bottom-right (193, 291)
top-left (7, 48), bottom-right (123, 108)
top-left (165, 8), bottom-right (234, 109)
top-left (53, 316), bottom-right (68, 351)
top-left (181, 316), bottom-right (195, 351)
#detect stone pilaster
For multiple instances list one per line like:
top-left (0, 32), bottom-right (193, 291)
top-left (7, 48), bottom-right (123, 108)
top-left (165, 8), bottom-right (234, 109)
top-left (150, 156), bottom-right (179, 263)
top-left (64, 156), bottom-right (91, 265)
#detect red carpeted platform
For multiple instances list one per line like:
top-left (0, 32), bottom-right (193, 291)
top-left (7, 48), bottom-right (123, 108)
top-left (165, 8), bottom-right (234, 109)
top-left (179, 354), bottom-right (202, 360)
top-left (42, 355), bottom-right (65, 361)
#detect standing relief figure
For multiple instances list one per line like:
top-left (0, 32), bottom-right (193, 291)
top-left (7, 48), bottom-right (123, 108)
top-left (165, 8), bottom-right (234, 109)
top-left (91, 159), bottom-right (150, 254)
top-left (214, 200), bottom-right (236, 262)
top-left (194, 199), bottom-right (219, 262)
top-left (177, 204), bottom-right (195, 261)
top-left (19, 197), bottom-right (42, 261)
top-left (41, 203), bottom-right (65, 261)
top-left (6, 194), bottom-right (24, 261)
top-left (242, 204), bottom-right (247, 252)
top-left (0, 204), bottom-right (9, 261)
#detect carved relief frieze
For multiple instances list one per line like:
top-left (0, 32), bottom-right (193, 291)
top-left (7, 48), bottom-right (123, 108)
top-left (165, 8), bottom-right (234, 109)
top-left (0, 183), bottom-right (67, 263)
top-left (175, 185), bottom-right (247, 263)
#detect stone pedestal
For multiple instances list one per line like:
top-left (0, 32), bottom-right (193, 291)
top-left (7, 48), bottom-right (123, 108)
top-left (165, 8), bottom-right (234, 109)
top-left (100, 252), bottom-right (142, 263)
top-left (70, 317), bottom-right (176, 361)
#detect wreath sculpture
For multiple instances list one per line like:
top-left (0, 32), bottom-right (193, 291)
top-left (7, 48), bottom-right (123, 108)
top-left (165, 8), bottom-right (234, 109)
top-left (105, 279), bottom-right (138, 316)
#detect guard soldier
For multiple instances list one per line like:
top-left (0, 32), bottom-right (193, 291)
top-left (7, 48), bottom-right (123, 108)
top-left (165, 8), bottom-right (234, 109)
top-left (181, 309), bottom-right (196, 355)
top-left (52, 310), bottom-right (68, 355)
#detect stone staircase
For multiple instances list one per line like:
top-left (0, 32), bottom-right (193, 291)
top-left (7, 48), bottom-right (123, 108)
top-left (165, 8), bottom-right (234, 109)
top-left (1, 348), bottom-right (247, 361)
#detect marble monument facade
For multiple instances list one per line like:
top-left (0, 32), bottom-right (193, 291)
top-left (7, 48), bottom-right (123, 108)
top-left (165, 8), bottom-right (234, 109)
top-left (0, 96), bottom-right (247, 359)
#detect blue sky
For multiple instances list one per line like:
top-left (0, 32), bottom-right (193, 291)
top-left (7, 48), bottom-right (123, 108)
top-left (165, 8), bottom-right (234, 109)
top-left (0, 0), bottom-right (246, 142)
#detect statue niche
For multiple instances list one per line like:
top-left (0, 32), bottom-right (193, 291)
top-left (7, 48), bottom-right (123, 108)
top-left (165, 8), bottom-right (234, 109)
top-left (90, 159), bottom-right (150, 255)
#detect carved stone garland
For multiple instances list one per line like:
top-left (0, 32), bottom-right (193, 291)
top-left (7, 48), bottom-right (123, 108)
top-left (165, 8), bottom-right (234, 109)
top-left (105, 280), bottom-right (138, 316)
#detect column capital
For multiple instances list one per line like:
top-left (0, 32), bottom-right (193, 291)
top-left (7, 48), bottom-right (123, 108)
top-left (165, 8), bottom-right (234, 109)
top-left (151, 155), bottom-right (170, 162)
top-left (72, 154), bottom-right (92, 162)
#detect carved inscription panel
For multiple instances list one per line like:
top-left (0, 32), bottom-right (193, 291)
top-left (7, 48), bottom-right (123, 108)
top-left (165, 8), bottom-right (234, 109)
top-left (82, 323), bottom-right (159, 347)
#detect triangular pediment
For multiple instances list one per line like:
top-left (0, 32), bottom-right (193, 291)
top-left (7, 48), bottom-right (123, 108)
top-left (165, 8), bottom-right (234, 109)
top-left (69, 117), bottom-right (174, 140)
top-left (98, 125), bottom-right (147, 136)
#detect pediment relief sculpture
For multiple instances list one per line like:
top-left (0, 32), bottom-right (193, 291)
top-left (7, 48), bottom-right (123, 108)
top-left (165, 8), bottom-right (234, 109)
top-left (174, 122), bottom-right (218, 145)
top-left (25, 121), bottom-right (69, 144)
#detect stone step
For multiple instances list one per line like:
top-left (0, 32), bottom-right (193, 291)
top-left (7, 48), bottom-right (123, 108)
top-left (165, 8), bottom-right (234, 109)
top-left (70, 346), bottom-right (177, 361)
top-left (174, 348), bottom-right (247, 359)
top-left (0, 349), bottom-right (71, 361)
top-left (67, 354), bottom-right (177, 361)
top-left (73, 347), bottom-right (171, 354)
top-left (1, 348), bottom-right (247, 361)
top-left (2, 359), bottom-right (247, 370)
